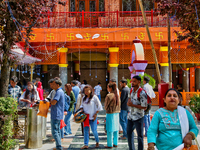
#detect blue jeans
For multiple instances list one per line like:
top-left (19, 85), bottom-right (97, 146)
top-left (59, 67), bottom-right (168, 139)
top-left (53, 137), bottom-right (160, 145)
top-left (84, 119), bottom-right (99, 146)
top-left (73, 103), bottom-right (77, 114)
top-left (119, 110), bottom-right (128, 137)
top-left (51, 119), bottom-right (62, 150)
top-left (127, 117), bottom-right (144, 150)
top-left (107, 131), bottom-right (119, 147)
top-left (97, 95), bottom-right (101, 101)
top-left (144, 113), bottom-right (150, 136)
top-left (64, 111), bottom-right (72, 135)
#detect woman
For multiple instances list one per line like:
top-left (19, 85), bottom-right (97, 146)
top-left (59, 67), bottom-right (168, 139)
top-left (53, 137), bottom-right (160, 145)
top-left (37, 81), bottom-right (44, 100)
top-left (104, 83), bottom-right (121, 148)
top-left (80, 85), bottom-right (103, 149)
top-left (64, 84), bottom-right (76, 135)
top-left (19, 82), bottom-right (40, 107)
top-left (147, 88), bottom-right (199, 150)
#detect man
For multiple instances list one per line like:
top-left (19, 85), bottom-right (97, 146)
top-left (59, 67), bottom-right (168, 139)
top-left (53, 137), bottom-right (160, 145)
top-left (8, 76), bottom-right (22, 103)
top-left (94, 82), bottom-right (102, 101)
top-left (119, 79), bottom-right (130, 140)
top-left (46, 78), bottom-right (56, 100)
top-left (143, 76), bottom-right (155, 137)
top-left (109, 78), bottom-right (123, 134)
top-left (8, 76), bottom-right (22, 137)
top-left (127, 75), bottom-right (147, 150)
top-left (50, 77), bottom-right (65, 150)
top-left (71, 80), bottom-right (80, 113)
top-left (80, 80), bottom-right (87, 93)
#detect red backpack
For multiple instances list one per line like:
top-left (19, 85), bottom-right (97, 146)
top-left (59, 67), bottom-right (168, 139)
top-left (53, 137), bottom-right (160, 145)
top-left (130, 87), bottom-right (152, 104)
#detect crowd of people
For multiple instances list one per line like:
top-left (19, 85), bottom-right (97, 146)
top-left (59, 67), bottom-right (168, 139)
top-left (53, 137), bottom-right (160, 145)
top-left (7, 75), bottom-right (199, 150)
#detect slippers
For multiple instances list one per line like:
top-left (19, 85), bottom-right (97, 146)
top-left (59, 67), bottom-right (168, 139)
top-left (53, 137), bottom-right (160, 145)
top-left (81, 145), bottom-right (89, 149)
top-left (113, 145), bottom-right (118, 147)
top-left (105, 146), bottom-right (113, 148)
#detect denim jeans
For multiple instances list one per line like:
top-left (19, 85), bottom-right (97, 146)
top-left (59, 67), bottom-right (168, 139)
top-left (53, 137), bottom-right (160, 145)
top-left (97, 95), bottom-right (101, 101)
top-left (144, 113), bottom-right (150, 136)
top-left (84, 119), bottom-right (99, 146)
top-left (119, 110), bottom-right (128, 137)
top-left (107, 131), bottom-right (119, 147)
top-left (127, 117), bottom-right (144, 150)
top-left (51, 119), bottom-right (62, 150)
top-left (64, 111), bottom-right (72, 135)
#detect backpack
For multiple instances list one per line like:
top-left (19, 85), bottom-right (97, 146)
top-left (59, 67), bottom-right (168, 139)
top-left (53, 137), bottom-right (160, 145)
top-left (64, 93), bottom-right (71, 111)
top-left (130, 87), bottom-right (152, 113)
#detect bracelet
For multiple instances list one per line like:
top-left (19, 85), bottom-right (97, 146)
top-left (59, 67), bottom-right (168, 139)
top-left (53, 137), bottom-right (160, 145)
top-left (187, 132), bottom-right (195, 140)
top-left (147, 146), bottom-right (155, 150)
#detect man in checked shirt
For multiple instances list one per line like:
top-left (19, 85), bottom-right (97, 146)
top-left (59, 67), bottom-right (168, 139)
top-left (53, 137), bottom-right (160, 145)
top-left (8, 76), bottom-right (22, 137)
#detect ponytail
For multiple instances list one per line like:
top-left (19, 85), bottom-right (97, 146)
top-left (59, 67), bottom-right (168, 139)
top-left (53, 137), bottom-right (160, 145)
top-left (108, 83), bottom-right (119, 105)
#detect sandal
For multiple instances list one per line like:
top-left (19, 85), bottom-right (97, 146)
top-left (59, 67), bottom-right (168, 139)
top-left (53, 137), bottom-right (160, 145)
top-left (81, 145), bottom-right (89, 149)
top-left (105, 146), bottom-right (113, 148)
top-left (113, 145), bottom-right (118, 147)
top-left (95, 143), bottom-right (99, 148)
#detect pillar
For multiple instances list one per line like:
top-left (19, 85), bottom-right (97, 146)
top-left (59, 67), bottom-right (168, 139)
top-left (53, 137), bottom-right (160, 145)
top-left (182, 64), bottom-right (189, 92)
top-left (195, 66), bottom-right (200, 91)
top-left (42, 65), bottom-right (48, 89)
top-left (172, 64), bottom-right (178, 88)
top-left (109, 47), bottom-right (119, 86)
top-left (160, 46), bottom-right (169, 83)
top-left (58, 48), bottom-right (68, 89)
top-left (74, 61), bottom-right (80, 80)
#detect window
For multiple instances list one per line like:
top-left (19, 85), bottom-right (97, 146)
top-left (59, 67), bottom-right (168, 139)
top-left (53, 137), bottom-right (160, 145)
top-left (99, 0), bottom-right (105, 11)
top-left (70, 0), bottom-right (76, 12)
top-left (120, 0), bottom-right (156, 12)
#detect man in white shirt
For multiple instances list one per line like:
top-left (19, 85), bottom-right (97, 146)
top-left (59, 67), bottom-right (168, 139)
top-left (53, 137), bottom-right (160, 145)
top-left (94, 82), bottom-right (102, 101)
top-left (143, 76), bottom-right (155, 137)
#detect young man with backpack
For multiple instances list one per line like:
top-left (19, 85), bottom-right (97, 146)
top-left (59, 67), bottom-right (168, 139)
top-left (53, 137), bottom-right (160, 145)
top-left (127, 75), bottom-right (147, 150)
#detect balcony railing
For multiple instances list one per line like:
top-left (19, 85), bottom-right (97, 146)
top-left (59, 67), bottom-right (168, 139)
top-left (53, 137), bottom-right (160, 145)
top-left (39, 10), bottom-right (179, 28)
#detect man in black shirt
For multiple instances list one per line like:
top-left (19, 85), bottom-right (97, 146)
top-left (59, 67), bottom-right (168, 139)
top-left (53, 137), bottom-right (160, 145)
top-left (119, 79), bottom-right (130, 139)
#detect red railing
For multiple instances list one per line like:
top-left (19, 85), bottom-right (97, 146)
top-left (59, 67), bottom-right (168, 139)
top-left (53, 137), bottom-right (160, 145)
top-left (39, 10), bottom-right (179, 28)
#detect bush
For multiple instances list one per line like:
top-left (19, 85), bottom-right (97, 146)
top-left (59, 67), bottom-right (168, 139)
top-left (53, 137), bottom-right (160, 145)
top-left (0, 97), bottom-right (18, 150)
top-left (189, 94), bottom-right (200, 114)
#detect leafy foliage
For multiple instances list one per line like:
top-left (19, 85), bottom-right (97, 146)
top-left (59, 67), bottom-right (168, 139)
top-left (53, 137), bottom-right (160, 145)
top-left (0, 97), bottom-right (18, 150)
top-left (189, 94), bottom-right (200, 113)
top-left (126, 73), bottom-right (156, 88)
top-left (155, 0), bottom-right (200, 52)
top-left (0, 0), bottom-right (59, 97)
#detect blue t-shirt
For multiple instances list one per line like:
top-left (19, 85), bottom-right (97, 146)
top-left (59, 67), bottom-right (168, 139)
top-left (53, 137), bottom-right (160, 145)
top-left (72, 86), bottom-right (80, 102)
top-left (51, 88), bottom-right (65, 120)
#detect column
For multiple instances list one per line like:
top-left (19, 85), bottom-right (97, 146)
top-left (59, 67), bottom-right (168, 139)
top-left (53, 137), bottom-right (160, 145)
top-left (160, 46), bottom-right (169, 83)
top-left (172, 64), bottom-right (178, 88)
top-left (42, 65), bottom-right (48, 89)
top-left (195, 66), bottom-right (200, 91)
top-left (74, 61), bottom-right (80, 80)
top-left (182, 64), bottom-right (189, 92)
top-left (58, 48), bottom-right (68, 89)
top-left (109, 47), bottom-right (119, 86)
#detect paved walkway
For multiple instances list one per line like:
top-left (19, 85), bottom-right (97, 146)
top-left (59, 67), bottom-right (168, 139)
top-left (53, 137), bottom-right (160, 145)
top-left (19, 106), bottom-right (200, 150)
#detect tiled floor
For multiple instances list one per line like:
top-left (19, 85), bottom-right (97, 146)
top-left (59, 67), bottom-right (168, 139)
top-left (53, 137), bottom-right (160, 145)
top-left (18, 106), bottom-right (200, 150)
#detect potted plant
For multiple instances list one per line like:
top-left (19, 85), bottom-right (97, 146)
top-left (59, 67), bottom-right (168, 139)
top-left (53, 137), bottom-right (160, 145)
top-left (189, 94), bottom-right (200, 121)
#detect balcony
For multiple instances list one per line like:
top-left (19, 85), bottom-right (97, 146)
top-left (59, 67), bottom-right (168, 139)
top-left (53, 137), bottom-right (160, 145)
top-left (39, 10), bottom-right (179, 28)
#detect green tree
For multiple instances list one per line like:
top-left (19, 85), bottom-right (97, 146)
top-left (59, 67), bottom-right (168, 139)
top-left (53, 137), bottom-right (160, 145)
top-left (0, 0), bottom-right (59, 97)
top-left (155, 0), bottom-right (200, 52)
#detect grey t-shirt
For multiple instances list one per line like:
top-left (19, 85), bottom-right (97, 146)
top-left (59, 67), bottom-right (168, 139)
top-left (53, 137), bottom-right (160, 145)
top-left (128, 87), bottom-right (147, 121)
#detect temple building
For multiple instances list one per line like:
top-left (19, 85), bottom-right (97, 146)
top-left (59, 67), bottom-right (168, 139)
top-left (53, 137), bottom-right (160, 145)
top-left (15, 0), bottom-right (200, 98)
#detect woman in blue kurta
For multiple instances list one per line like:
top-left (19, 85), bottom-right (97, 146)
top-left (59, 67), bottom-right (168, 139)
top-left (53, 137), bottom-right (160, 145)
top-left (147, 88), bottom-right (199, 150)
top-left (104, 83), bottom-right (121, 148)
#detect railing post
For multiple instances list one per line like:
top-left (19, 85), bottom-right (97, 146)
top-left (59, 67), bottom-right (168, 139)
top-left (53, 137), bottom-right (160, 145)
top-left (117, 10), bottom-right (119, 27)
top-left (182, 90), bottom-right (186, 105)
top-left (151, 9), bottom-right (153, 27)
top-left (82, 10), bottom-right (84, 28)
top-left (48, 11), bottom-right (50, 28)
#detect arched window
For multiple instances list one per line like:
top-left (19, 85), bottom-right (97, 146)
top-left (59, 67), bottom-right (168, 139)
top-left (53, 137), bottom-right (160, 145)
top-left (120, 0), bottom-right (155, 11)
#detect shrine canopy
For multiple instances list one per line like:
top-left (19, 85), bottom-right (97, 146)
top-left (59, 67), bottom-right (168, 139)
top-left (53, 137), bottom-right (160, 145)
top-left (11, 43), bottom-right (41, 64)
